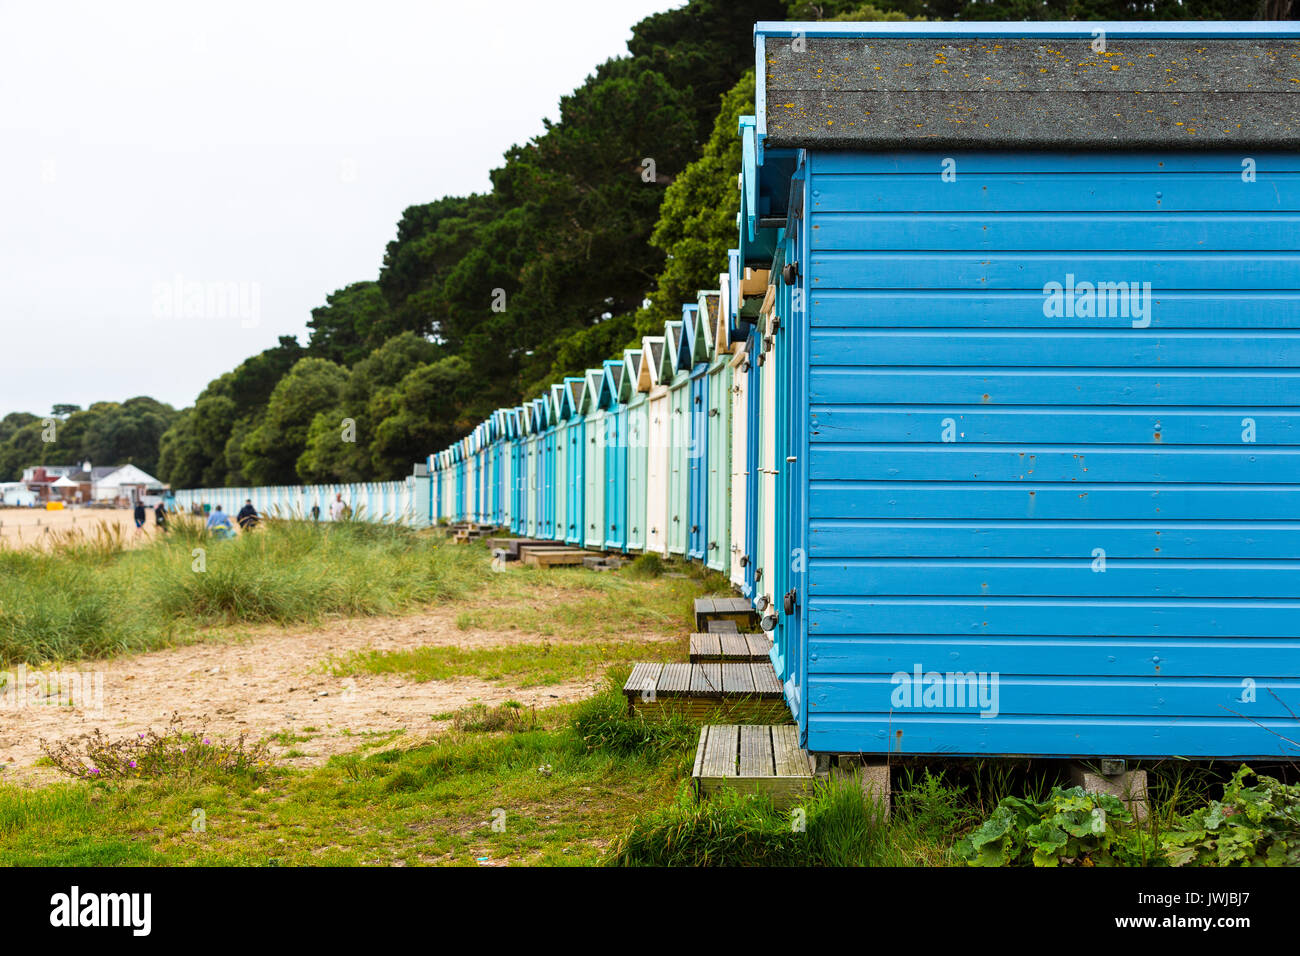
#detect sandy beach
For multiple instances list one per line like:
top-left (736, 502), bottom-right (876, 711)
top-left (0, 506), bottom-right (147, 549)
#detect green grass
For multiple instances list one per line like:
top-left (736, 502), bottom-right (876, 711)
top-left (604, 780), bottom-right (888, 867)
top-left (326, 638), bottom-right (683, 688)
top-left (449, 564), bottom-right (715, 640)
top-left (0, 682), bottom-right (693, 866)
top-left (0, 520), bottom-right (486, 664)
top-left (0, 676), bottom-right (1260, 867)
top-left (21, 524), bottom-right (1247, 868)
top-left (0, 523), bottom-right (727, 667)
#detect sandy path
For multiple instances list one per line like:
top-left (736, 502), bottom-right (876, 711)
top-left (0, 507), bottom-right (144, 549)
top-left (0, 606), bottom-right (667, 785)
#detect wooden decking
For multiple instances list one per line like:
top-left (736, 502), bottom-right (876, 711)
top-left (693, 596), bottom-right (757, 632)
top-left (518, 545), bottom-right (598, 567)
top-left (485, 537), bottom-right (614, 568)
top-left (622, 660), bottom-right (788, 721)
top-left (688, 632), bottom-right (772, 662)
top-left (450, 522), bottom-right (496, 543)
top-left (692, 724), bottom-right (817, 807)
top-left (486, 537), bottom-right (553, 559)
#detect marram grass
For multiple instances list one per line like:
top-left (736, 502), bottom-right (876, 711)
top-left (0, 519), bottom-right (484, 665)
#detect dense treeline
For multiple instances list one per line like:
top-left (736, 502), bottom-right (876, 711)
top-left (3, 0), bottom-right (1280, 486)
top-left (0, 399), bottom-right (178, 480)
top-left (156, 0), bottom-right (787, 487)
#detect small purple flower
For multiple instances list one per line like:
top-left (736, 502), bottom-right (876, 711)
top-left (129, 760), bottom-right (137, 769)
top-left (89, 768), bottom-right (100, 775)
top-left (203, 738), bottom-right (210, 745)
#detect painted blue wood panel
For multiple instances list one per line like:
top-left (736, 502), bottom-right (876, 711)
top-left (566, 419), bottom-right (585, 545)
top-left (545, 429), bottom-right (557, 539)
top-left (810, 291), bottom-right (1300, 328)
top-left (605, 404), bottom-right (628, 552)
top-left (744, 338), bottom-right (761, 600)
top-left (687, 365), bottom-right (708, 561)
top-left (802, 150), bottom-right (1300, 760)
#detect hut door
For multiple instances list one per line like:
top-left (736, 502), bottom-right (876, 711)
top-left (646, 390), bottom-right (669, 555)
top-left (688, 367), bottom-right (708, 561)
top-left (567, 420), bottom-right (584, 545)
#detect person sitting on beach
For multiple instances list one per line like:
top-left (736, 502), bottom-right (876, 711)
top-left (206, 505), bottom-right (233, 535)
top-left (236, 498), bottom-right (260, 530)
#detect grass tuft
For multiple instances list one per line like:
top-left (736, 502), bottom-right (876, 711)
top-left (604, 778), bottom-right (887, 867)
top-left (0, 521), bottom-right (484, 664)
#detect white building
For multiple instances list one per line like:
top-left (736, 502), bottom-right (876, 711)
top-left (0, 482), bottom-right (38, 506)
top-left (92, 464), bottom-right (163, 504)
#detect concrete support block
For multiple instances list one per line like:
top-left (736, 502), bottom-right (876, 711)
top-left (1069, 763), bottom-right (1149, 822)
top-left (831, 756), bottom-right (891, 820)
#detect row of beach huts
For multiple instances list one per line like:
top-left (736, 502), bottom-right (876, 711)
top-left (178, 21), bottom-right (1300, 768)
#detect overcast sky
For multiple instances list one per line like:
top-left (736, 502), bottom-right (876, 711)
top-left (0, 0), bottom-right (679, 418)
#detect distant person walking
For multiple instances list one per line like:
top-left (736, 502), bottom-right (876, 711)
top-left (311, 503), bottom-right (321, 522)
top-left (206, 504), bottom-right (234, 538)
top-left (329, 493), bottom-right (347, 522)
top-left (154, 501), bottom-right (168, 533)
top-left (237, 498), bottom-right (260, 530)
top-left (133, 499), bottom-right (147, 536)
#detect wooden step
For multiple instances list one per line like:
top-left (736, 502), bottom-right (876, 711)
top-left (693, 596), bottom-right (757, 632)
top-left (689, 632), bottom-right (772, 663)
top-left (489, 538), bottom-right (557, 560)
top-left (622, 661), bottom-right (788, 722)
top-left (706, 619), bottom-right (739, 634)
top-left (692, 724), bottom-right (817, 808)
top-left (522, 548), bottom-right (595, 567)
top-left (517, 544), bottom-right (575, 559)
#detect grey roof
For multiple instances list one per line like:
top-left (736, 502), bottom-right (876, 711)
top-left (764, 37), bottom-right (1300, 150)
top-left (648, 339), bottom-right (664, 368)
top-left (60, 466), bottom-right (120, 482)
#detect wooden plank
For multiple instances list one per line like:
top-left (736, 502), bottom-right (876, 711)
top-left (688, 633), bottom-right (720, 661)
top-left (719, 597), bottom-right (753, 616)
top-left (523, 551), bottom-right (590, 567)
top-left (721, 662), bottom-right (757, 696)
top-left (690, 662), bottom-right (723, 698)
top-left (752, 662), bottom-right (783, 698)
top-left (771, 725), bottom-right (813, 779)
top-left (738, 725), bottom-right (774, 777)
top-left (632, 699), bottom-right (792, 723)
top-left (691, 726), bottom-right (710, 781)
top-left (656, 663), bottom-right (693, 697)
top-left (745, 634), bottom-right (773, 658)
top-left (707, 619), bottom-right (740, 633)
top-left (623, 662), bottom-right (662, 699)
top-left (718, 634), bottom-right (749, 659)
top-left (693, 597), bottom-right (716, 630)
top-left (700, 725), bottom-right (738, 778)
